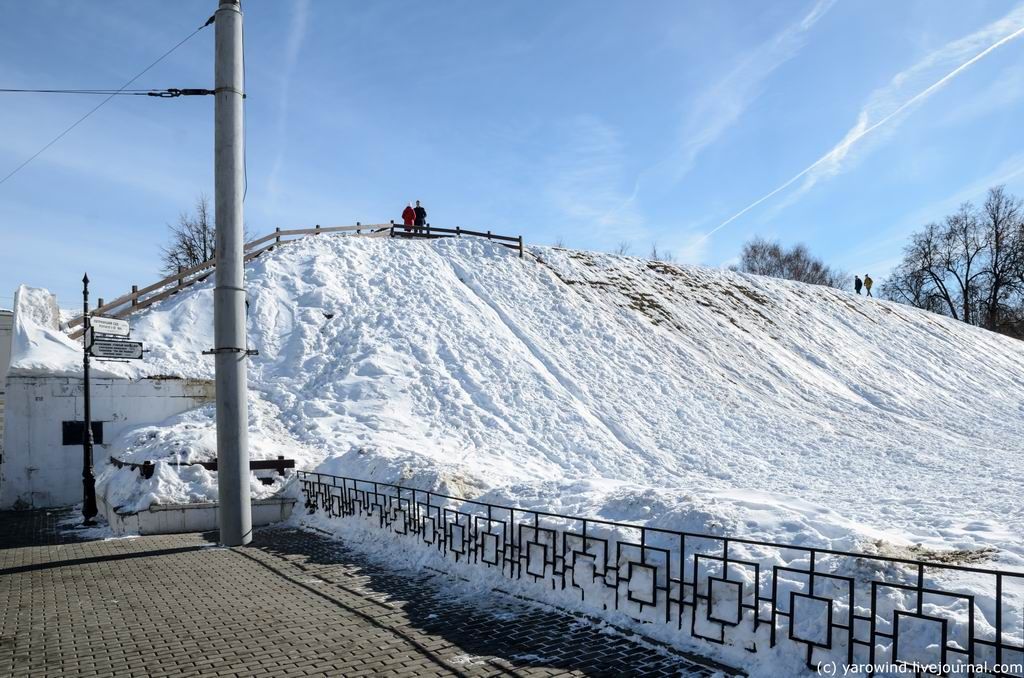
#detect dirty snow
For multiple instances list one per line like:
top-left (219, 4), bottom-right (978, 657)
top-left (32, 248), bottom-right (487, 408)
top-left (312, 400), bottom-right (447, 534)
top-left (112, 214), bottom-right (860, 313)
top-left (20, 235), bottom-right (1024, 563)
top-left (18, 233), bottom-right (1024, 675)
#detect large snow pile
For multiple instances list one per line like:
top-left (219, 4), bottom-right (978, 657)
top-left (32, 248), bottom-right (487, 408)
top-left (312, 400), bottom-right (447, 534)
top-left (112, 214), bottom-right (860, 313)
top-left (8, 285), bottom-right (118, 378)
top-left (39, 235), bottom-right (1023, 564)
top-left (95, 398), bottom-right (321, 513)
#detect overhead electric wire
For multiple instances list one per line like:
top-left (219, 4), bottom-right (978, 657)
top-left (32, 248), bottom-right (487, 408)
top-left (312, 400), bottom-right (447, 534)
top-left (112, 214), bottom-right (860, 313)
top-left (0, 88), bottom-right (158, 95)
top-left (0, 15), bottom-right (215, 188)
top-left (0, 88), bottom-right (213, 97)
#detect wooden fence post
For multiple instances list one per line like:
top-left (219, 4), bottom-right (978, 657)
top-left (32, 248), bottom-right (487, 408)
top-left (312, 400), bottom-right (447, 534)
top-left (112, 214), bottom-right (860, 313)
top-left (275, 227), bottom-right (281, 246)
top-left (487, 230), bottom-right (492, 240)
top-left (456, 226), bottom-right (461, 237)
top-left (131, 285), bottom-right (138, 307)
top-left (177, 266), bottom-right (184, 289)
top-left (518, 236), bottom-right (524, 259)
top-left (315, 223), bottom-right (321, 236)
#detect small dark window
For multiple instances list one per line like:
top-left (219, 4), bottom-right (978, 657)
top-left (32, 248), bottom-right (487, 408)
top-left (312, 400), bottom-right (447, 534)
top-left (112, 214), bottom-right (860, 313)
top-left (62, 421), bottom-right (104, 445)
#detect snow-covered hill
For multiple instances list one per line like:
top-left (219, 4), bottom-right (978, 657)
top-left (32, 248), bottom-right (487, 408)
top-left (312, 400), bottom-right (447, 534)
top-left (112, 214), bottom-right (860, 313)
top-left (23, 235), bottom-right (1024, 563)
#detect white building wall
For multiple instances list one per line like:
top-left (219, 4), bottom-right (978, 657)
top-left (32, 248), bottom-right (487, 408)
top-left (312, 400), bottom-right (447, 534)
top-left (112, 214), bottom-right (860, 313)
top-left (0, 376), bottom-right (214, 509)
top-left (0, 310), bottom-right (13, 450)
top-left (0, 310), bottom-right (12, 378)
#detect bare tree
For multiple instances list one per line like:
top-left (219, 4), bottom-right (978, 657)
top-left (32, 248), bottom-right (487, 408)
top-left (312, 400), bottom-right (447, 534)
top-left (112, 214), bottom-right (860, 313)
top-left (161, 194), bottom-right (216, 275)
top-left (614, 241), bottom-right (631, 256)
top-left (881, 263), bottom-right (946, 315)
top-left (730, 237), bottom-right (846, 288)
top-left (648, 243), bottom-right (675, 263)
top-left (553, 236), bottom-right (566, 248)
top-left (881, 186), bottom-right (1024, 338)
top-left (979, 186), bottom-right (1023, 331)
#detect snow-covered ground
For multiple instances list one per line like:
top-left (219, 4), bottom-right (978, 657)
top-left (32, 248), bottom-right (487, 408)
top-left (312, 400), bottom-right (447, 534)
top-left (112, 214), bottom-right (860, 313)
top-left (52, 236), bottom-right (1020, 562)
top-left (15, 234), bottom-right (1024, 674)
top-left (94, 399), bottom-right (320, 513)
top-left (15, 235), bottom-right (1023, 562)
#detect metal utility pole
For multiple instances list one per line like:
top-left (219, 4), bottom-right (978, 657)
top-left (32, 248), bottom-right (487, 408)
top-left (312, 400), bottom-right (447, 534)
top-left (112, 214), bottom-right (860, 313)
top-left (213, 0), bottom-right (251, 546)
top-left (81, 274), bottom-right (99, 526)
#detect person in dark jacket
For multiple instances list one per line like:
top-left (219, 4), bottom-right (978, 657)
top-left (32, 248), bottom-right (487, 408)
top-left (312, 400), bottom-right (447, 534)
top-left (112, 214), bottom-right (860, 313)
top-left (854, 276), bottom-right (863, 295)
top-left (401, 203), bottom-right (416, 231)
top-left (413, 200), bottom-right (427, 231)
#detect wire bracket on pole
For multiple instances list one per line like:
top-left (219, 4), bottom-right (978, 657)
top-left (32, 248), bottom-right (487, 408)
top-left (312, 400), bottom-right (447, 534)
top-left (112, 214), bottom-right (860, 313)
top-left (149, 88), bottom-right (216, 98)
top-left (213, 86), bottom-right (246, 98)
top-left (201, 347), bottom-right (259, 356)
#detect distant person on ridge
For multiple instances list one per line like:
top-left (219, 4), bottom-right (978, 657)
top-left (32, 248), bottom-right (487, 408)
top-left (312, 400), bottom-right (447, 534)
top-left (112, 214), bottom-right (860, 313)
top-left (401, 203), bottom-right (416, 232)
top-left (863, 274), bottom-right (873, 297)
top-left (854, 275), bottom-right (863, 295)
top-left (414, 200), bottom-right (427, 232)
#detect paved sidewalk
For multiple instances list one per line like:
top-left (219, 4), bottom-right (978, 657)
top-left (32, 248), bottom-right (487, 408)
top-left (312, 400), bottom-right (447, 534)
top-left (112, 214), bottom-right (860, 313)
top-left (0, 510), bottom-right (733, 677)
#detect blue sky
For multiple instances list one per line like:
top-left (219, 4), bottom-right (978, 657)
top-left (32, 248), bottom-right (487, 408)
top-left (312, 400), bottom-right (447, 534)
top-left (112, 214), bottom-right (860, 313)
top-left (2, 0), bottom-right (1024, 306)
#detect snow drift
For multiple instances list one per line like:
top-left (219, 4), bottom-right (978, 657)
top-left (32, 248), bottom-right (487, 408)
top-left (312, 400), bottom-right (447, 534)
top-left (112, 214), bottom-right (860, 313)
top-left (45, 234), bottom-right (1023, 564)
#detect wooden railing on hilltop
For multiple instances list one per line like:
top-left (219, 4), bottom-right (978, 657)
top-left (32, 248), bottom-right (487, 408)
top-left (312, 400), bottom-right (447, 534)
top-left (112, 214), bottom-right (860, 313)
top-left (66, 222), bottom-right (524, 339)
top-left (67, 223), bottom-right (390, 339)
top-left (390, 223), bottom-right (524, 258)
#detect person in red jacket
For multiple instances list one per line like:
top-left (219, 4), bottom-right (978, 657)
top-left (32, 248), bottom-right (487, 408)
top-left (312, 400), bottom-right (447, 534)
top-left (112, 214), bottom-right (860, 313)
top-left (401, 203), bottom-right (416, 231)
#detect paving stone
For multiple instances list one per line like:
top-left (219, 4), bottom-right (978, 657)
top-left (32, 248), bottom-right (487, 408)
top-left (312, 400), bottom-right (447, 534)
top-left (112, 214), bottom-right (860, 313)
top-left (0, 509), bottom-right (736, 677)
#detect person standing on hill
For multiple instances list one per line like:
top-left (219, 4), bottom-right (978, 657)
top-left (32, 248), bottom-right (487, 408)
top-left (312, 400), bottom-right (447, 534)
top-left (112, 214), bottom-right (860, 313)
top-left (863, 274), bottom-right (873, 297)
top-left (854, 275), bottom-right (863, 295)
top-left (401, 203), bottom-right (416, 231)
top-left (414, 200), bottom-right (427, 232)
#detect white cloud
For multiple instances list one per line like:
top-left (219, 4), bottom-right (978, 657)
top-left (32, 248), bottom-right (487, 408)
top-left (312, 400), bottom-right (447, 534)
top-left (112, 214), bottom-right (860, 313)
top-left (544, 116), bottom-right (647, 245)
top-left (700, 5), bottom-right (1024, 242)
top-left (934, 62), bottom-right (1024, 128)
top-left (670, 0), bottom-right (835, 181)
top-left (267, 0), bottom-right (312, 205)
top-left (599, 1), bottom-right (834, 252)
top-left (792, 5), bottom-right (1024, 198)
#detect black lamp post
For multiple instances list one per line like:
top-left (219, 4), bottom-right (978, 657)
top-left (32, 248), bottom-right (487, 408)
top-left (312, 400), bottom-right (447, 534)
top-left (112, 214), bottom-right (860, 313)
top-left (81, 273), bottom-right (98, 526)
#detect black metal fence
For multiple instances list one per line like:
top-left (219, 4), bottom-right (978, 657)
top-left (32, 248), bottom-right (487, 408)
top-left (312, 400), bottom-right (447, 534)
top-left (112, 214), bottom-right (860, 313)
top-left (298, 471), bottom-right (1024, 676)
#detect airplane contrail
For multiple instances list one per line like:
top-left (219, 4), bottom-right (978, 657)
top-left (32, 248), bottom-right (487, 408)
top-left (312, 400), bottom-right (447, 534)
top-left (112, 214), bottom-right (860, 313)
top-left (696, 22), bottom-right (1024, 245)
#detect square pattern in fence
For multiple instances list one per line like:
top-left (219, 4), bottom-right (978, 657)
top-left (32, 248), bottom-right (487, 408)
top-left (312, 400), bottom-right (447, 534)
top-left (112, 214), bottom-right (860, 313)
top-left (299, 471), bottom-right (1024, 677)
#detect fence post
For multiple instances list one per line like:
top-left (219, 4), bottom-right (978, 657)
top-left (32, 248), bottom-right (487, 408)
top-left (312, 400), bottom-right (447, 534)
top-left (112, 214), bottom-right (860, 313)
top-left (277, 455), bottom-right (286, 477)
top-left (131, 285), bottom-right (138, 307)
top-left (487, 230), bottom-right (492, 240)
top-left (275, 226), bottom-right (281, 247)
top-left (177, 266), bottom-right (184, 289)
top-left (518, 236), bottom-right (524, 259)
top-left (142, 461), bottom-right (153, 480)
top-left (97, 297), bottom-right (104, 310)
top-left (315, 223), bottom-right (321, 236)
top-left (456, 226), bottom-right (461, 237)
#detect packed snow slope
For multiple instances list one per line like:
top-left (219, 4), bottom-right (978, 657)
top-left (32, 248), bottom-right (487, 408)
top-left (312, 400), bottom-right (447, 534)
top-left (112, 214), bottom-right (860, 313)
top-left (54, 235), bottom-right (1024, 562)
